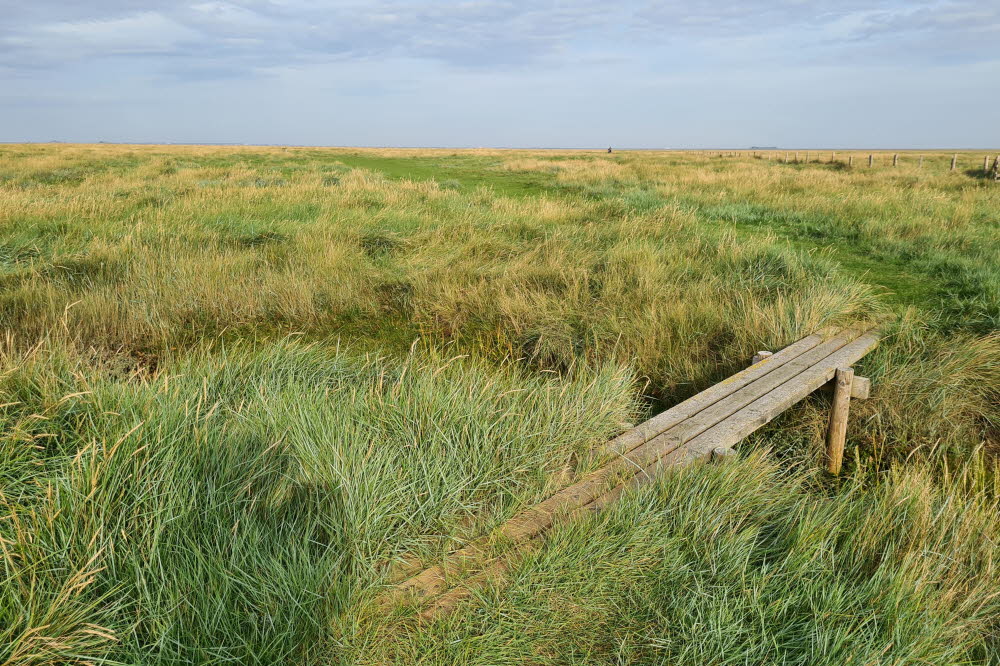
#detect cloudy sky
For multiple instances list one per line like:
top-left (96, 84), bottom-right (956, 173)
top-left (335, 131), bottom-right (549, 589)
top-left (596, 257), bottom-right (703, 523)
top-left (2, 1), bottom-right (999, 148)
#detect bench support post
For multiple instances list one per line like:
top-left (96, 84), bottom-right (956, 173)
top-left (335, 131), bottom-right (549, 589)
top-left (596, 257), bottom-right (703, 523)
top-left (826, 367), bottom-right (854, 475)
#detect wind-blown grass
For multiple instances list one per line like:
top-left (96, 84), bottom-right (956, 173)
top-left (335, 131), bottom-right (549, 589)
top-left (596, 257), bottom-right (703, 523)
top-left (1, 144), bottom-right (998, 663)
top-left (355, 455), bottom-right (1000, 664)
top-left (0, 340), bottom-right (635, 664)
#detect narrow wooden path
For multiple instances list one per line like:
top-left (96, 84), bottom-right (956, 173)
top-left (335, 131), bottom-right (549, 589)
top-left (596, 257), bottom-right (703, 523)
top-left (384, 327), bottom-right (880, 620)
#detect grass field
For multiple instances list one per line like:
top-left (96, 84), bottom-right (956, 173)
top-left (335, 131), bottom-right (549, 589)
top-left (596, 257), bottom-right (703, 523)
top-left (1, 144), bottom-right (998, 664)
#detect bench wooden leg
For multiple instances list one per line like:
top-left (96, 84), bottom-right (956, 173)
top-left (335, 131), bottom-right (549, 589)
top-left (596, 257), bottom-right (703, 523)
top-left (826, 367), bottom-right (854, 474)
top-left (751, 350), bottom-right (773, 365)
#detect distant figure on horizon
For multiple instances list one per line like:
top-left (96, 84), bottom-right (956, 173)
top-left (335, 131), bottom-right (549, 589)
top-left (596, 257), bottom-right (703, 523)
top-left (607, 147), bottom-right (613, 153)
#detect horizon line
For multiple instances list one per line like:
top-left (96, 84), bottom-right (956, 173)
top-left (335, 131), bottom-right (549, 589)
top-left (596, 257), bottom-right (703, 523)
top-left (3, 141), bottom-right (1000, 152)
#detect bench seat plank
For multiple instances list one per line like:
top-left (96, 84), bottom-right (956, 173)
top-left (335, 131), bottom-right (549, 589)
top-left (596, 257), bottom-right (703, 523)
top-left (641, 330), bottom-right (861, 459)
top-left (643, 331), bottom-right (879, 474)
top-left (606, 332), bottom-right (826, 456)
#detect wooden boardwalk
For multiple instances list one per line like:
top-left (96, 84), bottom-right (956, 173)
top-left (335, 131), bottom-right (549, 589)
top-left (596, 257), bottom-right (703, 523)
top-left (384, 327), bottom-right (880, 619)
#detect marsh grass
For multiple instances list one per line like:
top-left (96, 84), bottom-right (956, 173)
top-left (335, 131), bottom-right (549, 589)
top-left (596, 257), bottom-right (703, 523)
top-left (1, 144), bottom-right (998, 663)
top-left (0, 340), bottom-right (635, 664)
top-left (356, 455), bottom-right (1000, 665)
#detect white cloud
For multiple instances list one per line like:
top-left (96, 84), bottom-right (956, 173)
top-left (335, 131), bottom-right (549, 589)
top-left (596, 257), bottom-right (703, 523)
top-left (1, 1), bottom-right (620, 70)
top-left (2, 0), bottom-right (998, 74)
top-left (38, 12), bottom-right (199, 54)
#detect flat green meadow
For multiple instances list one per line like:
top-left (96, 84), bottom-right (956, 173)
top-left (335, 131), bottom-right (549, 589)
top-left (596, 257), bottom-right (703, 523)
top-left (1, 144), bottom-right (998, 664)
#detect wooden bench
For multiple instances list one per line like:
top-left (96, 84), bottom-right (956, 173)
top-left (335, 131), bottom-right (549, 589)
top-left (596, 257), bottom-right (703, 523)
top-left (386, 327), bottom-right (879, 619)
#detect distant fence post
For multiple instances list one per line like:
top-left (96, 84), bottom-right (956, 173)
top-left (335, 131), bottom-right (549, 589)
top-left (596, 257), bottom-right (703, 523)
top-left (893, 153), bottom-right (898, 167)
top-left (831, 151), bottom-right (836, 163)
top-left (805, 151), bottom-right (810, 163)
top-left (993, 155), bottom-right (1000, 181)
top-left (919, 155), bottom-right (924, 168)
top-left (985, 155), bottom-right (990, 174)
top-left (868, 154), bottom-right (874, 167)
top-left (951, 154), bottom-right (958, 171)
top-left (849, 155), bottom-right (854, 167)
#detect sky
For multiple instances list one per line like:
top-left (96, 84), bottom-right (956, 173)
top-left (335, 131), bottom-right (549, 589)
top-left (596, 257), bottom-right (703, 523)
top-left (2, 1), bottom-right (999, 148)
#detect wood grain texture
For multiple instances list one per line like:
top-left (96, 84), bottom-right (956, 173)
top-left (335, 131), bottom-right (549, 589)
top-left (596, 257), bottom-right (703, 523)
top-left (826, 367), bottom-right (855, 475)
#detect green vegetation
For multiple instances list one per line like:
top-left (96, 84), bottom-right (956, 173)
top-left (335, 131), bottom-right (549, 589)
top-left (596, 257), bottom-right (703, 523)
top-left (1, 342), bottom-right (632, 663)
top-left (324, 151), bottom-right (555, 197)
top-left (1, 144), bottom-right (998, 664)
top-left (367, 456), bottom-right (1000, 664)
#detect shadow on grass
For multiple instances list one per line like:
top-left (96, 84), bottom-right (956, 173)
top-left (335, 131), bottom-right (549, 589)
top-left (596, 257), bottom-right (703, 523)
top-left (963, 168), bottom-right (998, 181)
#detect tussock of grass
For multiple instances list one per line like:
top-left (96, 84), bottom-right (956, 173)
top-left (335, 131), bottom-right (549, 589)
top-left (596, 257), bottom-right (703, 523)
top-left (0, 340), bottom-right (635, 663)
top-left (855, 315), bottom-right (1000, 463)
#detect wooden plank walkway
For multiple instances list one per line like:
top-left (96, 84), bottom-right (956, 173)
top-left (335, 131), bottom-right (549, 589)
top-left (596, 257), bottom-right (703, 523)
top-left (383, 327), bottom-right (880, 620)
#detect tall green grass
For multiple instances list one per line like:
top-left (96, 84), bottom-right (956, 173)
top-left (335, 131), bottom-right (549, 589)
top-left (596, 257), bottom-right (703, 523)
top-left (0, 341), bottom-right (635, 663)
top-left (355, 455), bottom-right (1000, 664)
top-left (1, 144), bottom-right (998, 663)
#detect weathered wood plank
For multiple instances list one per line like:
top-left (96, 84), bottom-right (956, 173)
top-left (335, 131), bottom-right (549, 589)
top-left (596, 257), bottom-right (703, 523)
top-left (605, 332), bottom-right (826, 457)
top-left (711, 446), bottom-right (737, 462)
top-left (414, 543), bottom-right (534, 620)
top-left (498, 335), bottom-right (855, 540)
top-left (656, 331), bottom-right (879, 469)
top-left (637, 331), bottom-right (861, 461)
top-left (588, 334), bottom-right (878, 511)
